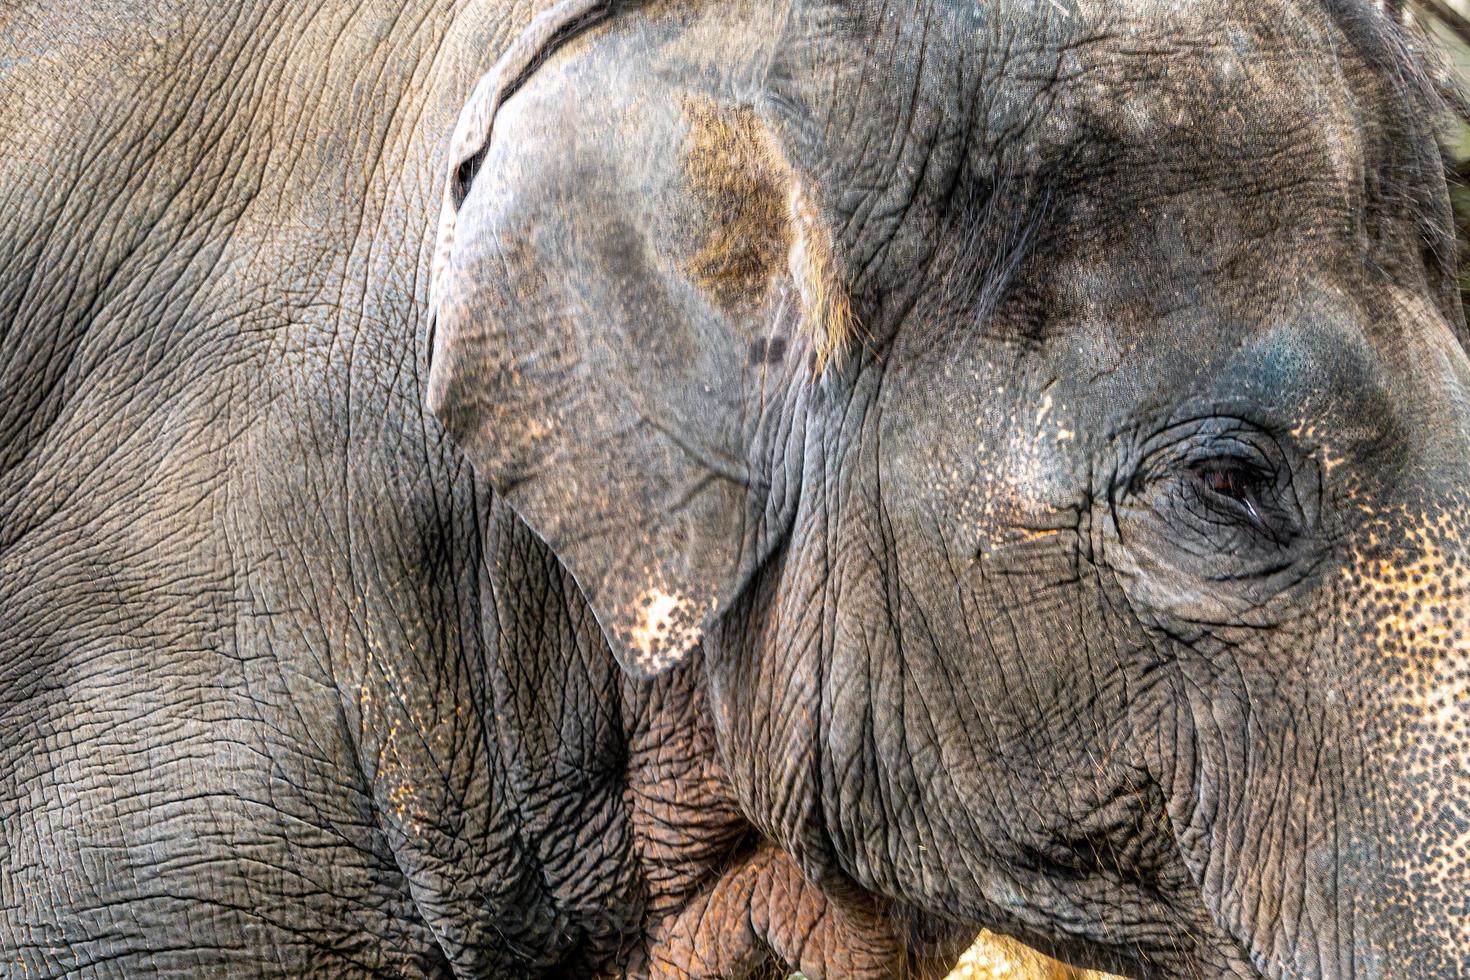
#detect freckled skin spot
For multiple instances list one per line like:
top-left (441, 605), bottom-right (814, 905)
top-left (1335, 498), bottom-right (1470, 966)
top-left (624, 586), bottom-right (704, 675)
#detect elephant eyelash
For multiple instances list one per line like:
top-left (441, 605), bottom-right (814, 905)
top-left (1193, 462), bottom-right (1265, 519)
top-left (1185, 459), bottom-right (1297, 547)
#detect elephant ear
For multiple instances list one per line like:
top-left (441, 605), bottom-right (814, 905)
top-left (426, 3), bottom-right (852, 676)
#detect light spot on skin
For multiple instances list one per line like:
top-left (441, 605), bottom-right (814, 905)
top-left (1291, 421), bottom-right (1345, 473)
top-left (636, 590), bottom-right (682, 645)
top-left (988, 393), bottom-right (1077, 524)
top-left (623, 586), bottom-right (705, 674)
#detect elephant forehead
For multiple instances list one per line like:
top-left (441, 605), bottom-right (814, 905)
top-left (1016, 10), bottom-right (1358, 185)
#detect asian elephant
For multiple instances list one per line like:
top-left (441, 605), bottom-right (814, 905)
top-left (2, 0), bottom-right (1467, 976)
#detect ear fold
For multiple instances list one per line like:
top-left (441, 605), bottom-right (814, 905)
top-left (426, 5), bottom-right (853, 676)
top-left (429, 0), bottom-right (613, 314)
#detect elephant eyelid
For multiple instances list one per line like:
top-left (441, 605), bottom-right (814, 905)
top-left (1180, 454), bottom-right (1300, 549)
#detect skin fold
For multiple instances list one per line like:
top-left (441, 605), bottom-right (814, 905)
top-left (2, 1), bottom-right (1467, 978)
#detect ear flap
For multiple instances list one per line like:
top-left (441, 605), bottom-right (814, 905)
top-left (426, 5), bottom-right (852, 676)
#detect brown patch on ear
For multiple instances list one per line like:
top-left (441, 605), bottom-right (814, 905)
top-left (683, 100), bottom-right (793, 311)
top-left (681, 99), bottom-right (857, 369)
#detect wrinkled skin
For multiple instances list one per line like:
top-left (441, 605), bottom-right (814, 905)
top-left (0, 1), bottom-right (883, 976)
top-left (430, 0), bottom-right (1470, 977)
top-left (2, 2), bottom-right (1467, 980)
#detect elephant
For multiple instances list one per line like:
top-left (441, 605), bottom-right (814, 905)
top-left (2, 0), bottom-right (1467, 976)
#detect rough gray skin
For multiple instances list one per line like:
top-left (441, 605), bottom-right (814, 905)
top-left (431, 0), bottom-right (1470, 977)
top-left (0, 1), bottom-right (912, 977)
top-left (2, 2), bottom-right (1466, 980)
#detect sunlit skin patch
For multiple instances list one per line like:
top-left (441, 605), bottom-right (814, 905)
top-left (622, 585), bottom-right (705, 675)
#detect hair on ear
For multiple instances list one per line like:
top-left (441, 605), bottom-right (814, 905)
top-left (680, 99), bottom-right (858, 371)
top-left (788, 183), bottom-right (857, 371)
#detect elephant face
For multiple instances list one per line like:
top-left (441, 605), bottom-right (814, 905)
top-left (428, 0), bottom-right (1469, 976)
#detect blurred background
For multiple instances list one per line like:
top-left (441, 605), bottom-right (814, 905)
top-left (1418, 0), bottom-right (1470, 315)
top-left (944, 932), bottom-right (1108, 980)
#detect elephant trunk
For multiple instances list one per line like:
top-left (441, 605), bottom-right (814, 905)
top-left (1205, 539), bottom-right (1470, 978)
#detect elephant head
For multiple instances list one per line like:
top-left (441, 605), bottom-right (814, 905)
top-left (427, 0), bottom-right (1470, 975)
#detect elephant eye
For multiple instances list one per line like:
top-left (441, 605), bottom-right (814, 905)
top-left (1184, 456), bottom-right (1296, 547)
top-left (1115, 418), bottom-right (1318, 585)
top-left (1194, 462), bottom-right (1265, 523)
